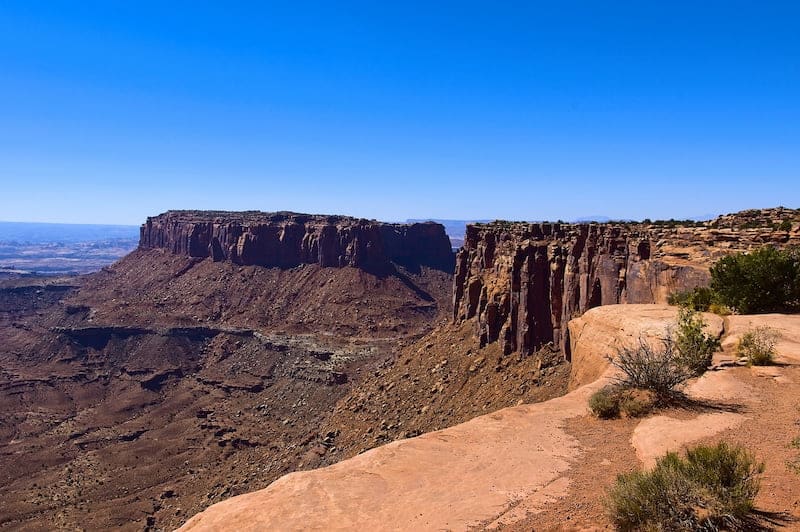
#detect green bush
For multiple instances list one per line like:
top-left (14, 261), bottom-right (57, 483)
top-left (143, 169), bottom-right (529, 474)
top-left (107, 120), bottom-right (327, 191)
top-left (589, 386), bottom-right (655, 419)
top-left (789, 436), bottom-right (800, 475)
top-left (674, 307), bottom-right (721, 376)
top-left (708, 302), bottom-right (732, 316)
top-left (667, 286), bottom-right (715, 311)
top-left (589, 386), bottom-right (621, 419)
top-left (667, 287), bottom-right (732, 315)
top-left (779, 219), bottom-right (793, 232)
top-left (737, 326), bottom-right (778, 366)
top-left (619, 389), bottom-right (655, 418)
top-left (606, 442), bottom-right (764, 531)
top-left (711, 246), bottom-right (800, 314)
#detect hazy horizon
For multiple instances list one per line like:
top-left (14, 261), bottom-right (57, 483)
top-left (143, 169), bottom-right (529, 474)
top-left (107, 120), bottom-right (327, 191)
top-left (0, 207), bottom-right (771, 227)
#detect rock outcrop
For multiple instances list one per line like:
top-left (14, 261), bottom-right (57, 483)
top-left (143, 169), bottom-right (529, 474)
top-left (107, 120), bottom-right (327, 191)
top-left (453, 207), bottom-right (800, 356)
top-left (140, 211), bottom-right (454, 272)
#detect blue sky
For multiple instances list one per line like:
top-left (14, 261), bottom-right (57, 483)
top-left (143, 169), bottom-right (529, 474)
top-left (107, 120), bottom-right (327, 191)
top-left (1, 1), bottom-right (798, 224)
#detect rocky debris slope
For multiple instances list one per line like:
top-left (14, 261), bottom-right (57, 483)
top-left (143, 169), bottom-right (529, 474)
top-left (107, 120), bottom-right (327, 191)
top-left (453, 207), bottom-right (800, 356)
top-left (67, 247), bottom-right (453, 337)
top-left (315, 321), bottom-right (569, 460)
top-left (175, 306), bottom-right (688, 531)
top-left (179, 306), bottom-right (800, 531)
top-left (140, 210), bottom-right (454, 272)
top-left (0, 282), bottom-right (391, 530)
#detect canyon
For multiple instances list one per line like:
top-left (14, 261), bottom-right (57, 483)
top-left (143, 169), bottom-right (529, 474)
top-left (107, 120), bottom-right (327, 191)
top-left (0, 207), bottom-right (798, 530)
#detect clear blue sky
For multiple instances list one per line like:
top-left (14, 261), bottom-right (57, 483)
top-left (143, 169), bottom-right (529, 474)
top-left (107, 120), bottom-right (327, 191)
top-left (1, 1), bottom-right (798, 224)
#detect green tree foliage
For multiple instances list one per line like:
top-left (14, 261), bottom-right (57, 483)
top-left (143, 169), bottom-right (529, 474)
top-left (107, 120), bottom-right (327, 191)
top-left (710, 246), bottom-right (800, 314)
top-left (667, 286), bottom-right (716, 311)
top-left (674, 307), bottom-right (721, 376)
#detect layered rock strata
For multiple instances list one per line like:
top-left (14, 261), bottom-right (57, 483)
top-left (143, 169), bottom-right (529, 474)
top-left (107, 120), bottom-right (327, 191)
top-left (453, 208), bottom-right (800, 356)
top-left (140, 211), bottom-right (454, 271)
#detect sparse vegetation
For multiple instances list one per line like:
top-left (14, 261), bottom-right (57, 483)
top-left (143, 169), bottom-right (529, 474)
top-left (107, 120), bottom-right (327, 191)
top-left (647, 218), bottom-right (706, 228)
top-left (592, 309), bottom-right (719, 418)
top-left (673, 307), bottom-right (721, 376)
top-left (711, 246), bottom-right (800, 314)
top-left (789, 433), bottom-right (800, 475)
top-left (667, 286), bottom-right (732, 315)
top-left (618, 389), bottom-right (656, 418)
top-left (606, 442), bottom-right (764, 531)
top-left (778, 219), bottom-right (793, 232)
top-left (589, 386), bottom-right (622, 419)
top-left (668, 246), bottom-right (800, 315)
top-left (610, 334), bottom-right (690, 397)
top-left (737, 326), bottom-right (778, 366)
top-left (668, 286), bottom-right (715, 311)
top-left (588, 386), bottom-right (655, 419)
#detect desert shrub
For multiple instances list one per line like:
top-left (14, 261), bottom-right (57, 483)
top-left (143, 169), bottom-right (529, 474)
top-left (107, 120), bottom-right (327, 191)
top-left (790, 436), bottom-right (800, 475)
top-left (737, 326), bottom-right (778, 366)
top-left (667, 286), bottom-right (716, 312)
top-left (610, 335), bottom-right (691, 397)
top-left (589, 386), bottom-right (656, 419)
top-left (779, 219), bottom-right (793, 232)
top-left (711, 246), bottom-right (800, 314)
top-left (673, 307), bottom-right (721, 376)
top-left (708, 302), bottom-right (732, 316)
top-left (606, 442), bottom-right (764, 531)
top-left (589, 386), bottom-right (621, 419)
top-left (619, 389), bottom-right (655, 418)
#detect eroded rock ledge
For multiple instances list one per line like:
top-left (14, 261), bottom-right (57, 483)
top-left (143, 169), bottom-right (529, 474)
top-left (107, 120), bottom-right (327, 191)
top-left (139, 210), bottom-right (454, 272)
top-left (453, 207), bottom-right (800, 356)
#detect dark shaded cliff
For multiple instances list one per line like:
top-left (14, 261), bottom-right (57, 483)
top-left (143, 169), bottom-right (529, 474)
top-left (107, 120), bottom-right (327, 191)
top-left (139, 211), bottom-right (454, 272)
top-left (453, 208), bottom-right (800, 357)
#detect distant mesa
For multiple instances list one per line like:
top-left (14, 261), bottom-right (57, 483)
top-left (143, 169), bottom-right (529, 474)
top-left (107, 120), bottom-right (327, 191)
top-left (140, 210), bottom-right (455, 272)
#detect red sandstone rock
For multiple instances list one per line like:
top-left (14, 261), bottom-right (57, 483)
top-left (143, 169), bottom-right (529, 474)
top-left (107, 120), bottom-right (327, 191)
top-left (453, 208), bottom-right (800, 356)
top-left (139, 211), bottom-right (454, 272)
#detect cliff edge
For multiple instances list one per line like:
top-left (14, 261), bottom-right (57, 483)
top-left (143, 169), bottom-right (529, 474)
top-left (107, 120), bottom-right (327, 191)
top-left (453, 207), bottom-right (799, 356)
top-left (139, 210), bottom-right (455, 272)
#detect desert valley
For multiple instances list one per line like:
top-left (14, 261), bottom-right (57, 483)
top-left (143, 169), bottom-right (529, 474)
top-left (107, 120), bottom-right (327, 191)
top-left (4, 4), bottom-right (799, 530)
top-left (1, 207), bottom-right (799, 530)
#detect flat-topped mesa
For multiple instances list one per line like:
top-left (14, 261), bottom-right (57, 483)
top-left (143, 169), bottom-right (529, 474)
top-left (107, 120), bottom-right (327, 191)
top-left (453, 208), bottom-right (800, 357)
top-left (139, 210), bottom-right (454, 272)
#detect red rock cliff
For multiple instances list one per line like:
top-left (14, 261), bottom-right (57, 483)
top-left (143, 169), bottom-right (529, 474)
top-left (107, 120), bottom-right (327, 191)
top-left (139, 211), bottom-right (454, 272)
top-left (453, 208), bottom-right (800, 357)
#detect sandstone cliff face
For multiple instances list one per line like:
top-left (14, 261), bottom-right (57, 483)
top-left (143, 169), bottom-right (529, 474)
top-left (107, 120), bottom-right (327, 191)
top-left (139, 211), bottom-right (454, 272)
top-left (453, 208), bottom-right (800, 356)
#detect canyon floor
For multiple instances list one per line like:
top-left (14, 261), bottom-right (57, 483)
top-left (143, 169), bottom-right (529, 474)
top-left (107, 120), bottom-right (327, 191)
top-left (0, 250), bottom-right (568, 531)
top-left (181, 305), bottom-right (800, 531)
